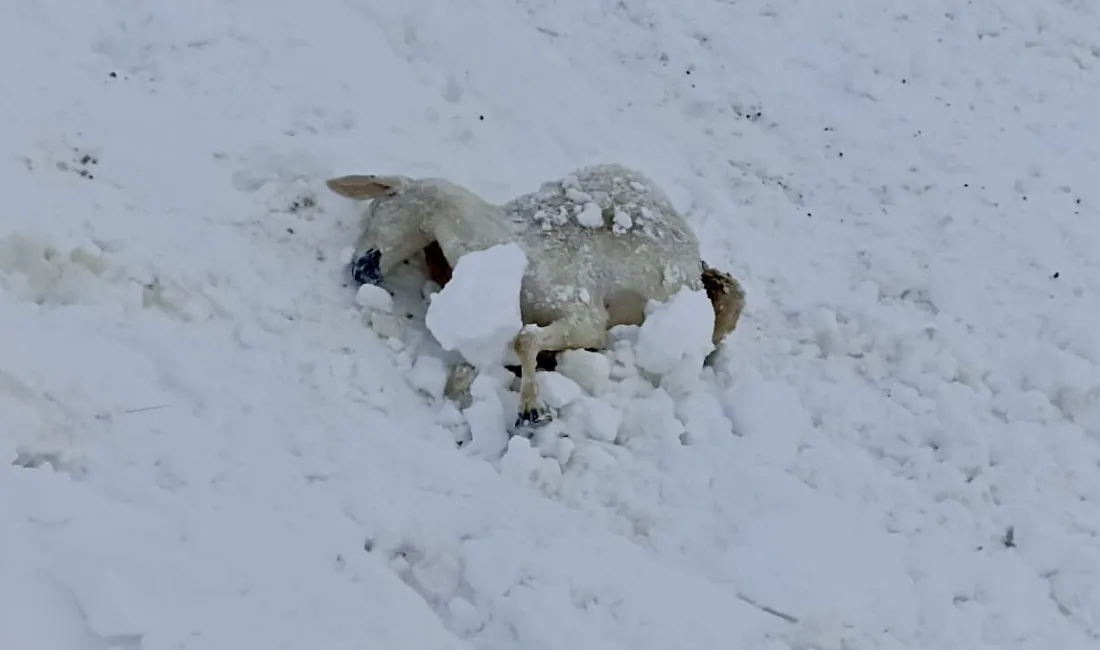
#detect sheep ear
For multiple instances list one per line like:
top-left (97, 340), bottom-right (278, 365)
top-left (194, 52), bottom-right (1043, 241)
top-left (325, 175), bottom-right (404, 199)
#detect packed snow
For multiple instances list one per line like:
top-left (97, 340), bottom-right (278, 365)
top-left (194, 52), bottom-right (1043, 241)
top-left (4, 1), bottom-right (1100, 650)
top-left (634, 287), bottom-right (716, 395)
top-left (425, 243), bottom-right (528, 369)
top-left (355, 283), bottom-right (395, 314)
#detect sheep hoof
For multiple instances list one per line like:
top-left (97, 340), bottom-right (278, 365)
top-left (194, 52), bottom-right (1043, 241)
top-left (513, 405), bottom-right (553, 434)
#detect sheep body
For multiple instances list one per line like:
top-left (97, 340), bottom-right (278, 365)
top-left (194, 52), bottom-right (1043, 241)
top-left (326, 164), bottom-right (745, 430)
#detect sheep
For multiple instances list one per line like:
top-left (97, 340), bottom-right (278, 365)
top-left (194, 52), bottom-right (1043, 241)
top-left (325, 163), bottom-right (746, 430)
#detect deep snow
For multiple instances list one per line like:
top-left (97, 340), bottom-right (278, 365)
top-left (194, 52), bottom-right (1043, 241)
top-left (3, 0), bottom-right (1100, 649)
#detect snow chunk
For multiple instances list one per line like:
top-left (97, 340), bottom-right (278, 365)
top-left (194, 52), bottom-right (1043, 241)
top-left (355, 284), bottom-right (394, 313)
top-left (619, 389), bottom-right (684, 449)
top-left (535, 371), bottom-right (583, 409)
top-left (501, 436), bottom-right (562, 495)
top-left (575, 202), bottom-right (604, 228)
top-left (612, 207), bottom-right (633, 233)
top-left (675, 390), bottom-right (733, 445)
top-left (406, 355), bottom-right (449, 400)
top-left (462, 372), bottom-right (511, 458)
top-left (635, 287), bottom-right (715, 375)
top-left (543, 434), bottom-right (576, 466)
top-left (425, 243), bottom-right (528, 368)
top-left (570, 396), bottom-right (623, 442)
top-left (556, 349), bottom-right (612, 395)
top-left (368, 312), bottom-right (405, 340)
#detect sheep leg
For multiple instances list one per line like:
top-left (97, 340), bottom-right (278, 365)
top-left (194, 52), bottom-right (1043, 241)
top-left (443, 360), bottom-right (477, 410)
top-left (512, 309), bottom-right (608, 430)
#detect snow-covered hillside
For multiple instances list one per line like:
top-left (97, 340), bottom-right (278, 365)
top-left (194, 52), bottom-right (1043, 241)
top-left (3, 0), bottom-right (1100, 648)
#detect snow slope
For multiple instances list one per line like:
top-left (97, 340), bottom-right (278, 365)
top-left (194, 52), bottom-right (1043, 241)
top-left (3, 0), bottom-right (1100, 648)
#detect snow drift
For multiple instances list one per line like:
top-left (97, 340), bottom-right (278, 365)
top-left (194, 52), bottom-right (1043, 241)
top-left (3, 0), bottom-right (1100, 649)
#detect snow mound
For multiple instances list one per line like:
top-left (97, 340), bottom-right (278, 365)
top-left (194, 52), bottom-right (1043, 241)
top-left (424, 243), bottom-right (528, 369)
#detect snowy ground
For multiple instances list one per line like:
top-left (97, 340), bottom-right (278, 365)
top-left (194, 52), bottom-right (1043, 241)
top-left (3, 0), bottom-right (1100, 648)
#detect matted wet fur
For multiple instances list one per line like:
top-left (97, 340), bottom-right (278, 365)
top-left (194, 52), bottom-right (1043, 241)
top-left (325, 164), bottom-right (746, 431)
top-left (700, 261), bottom-right (746, 346)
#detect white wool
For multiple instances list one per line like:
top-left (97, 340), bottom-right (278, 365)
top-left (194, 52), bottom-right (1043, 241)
top-left (424, 243), bottom-right (528, 369)
top-left (634, 287), bottom-right (715, 376)
top-left (355, 284), bottom-right (394, 313)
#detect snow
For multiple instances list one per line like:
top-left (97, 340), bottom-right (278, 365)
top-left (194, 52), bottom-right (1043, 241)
top-left (557, 348), bottom-right (613, 395)
top-left (462, 371), bottom-right (514, 459)
top-left (534, 371), bottom-right (583, 409)
top-left (408, 354), bottom-right (450, 401)
top-left (567, 396), bottom-right (623, 443)
top-left (635, 287), bottom-right (715, 375)
top-left (3, 1), bottom-right (1100, 650)
top-left (612, 208), bottom-right (633, 234)
top-left (575, 202), bottom-right (604, 228)
top-left (425, 243), bottom-right (528, 369)
top-left (355, 283), bottom-right (394, 313)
